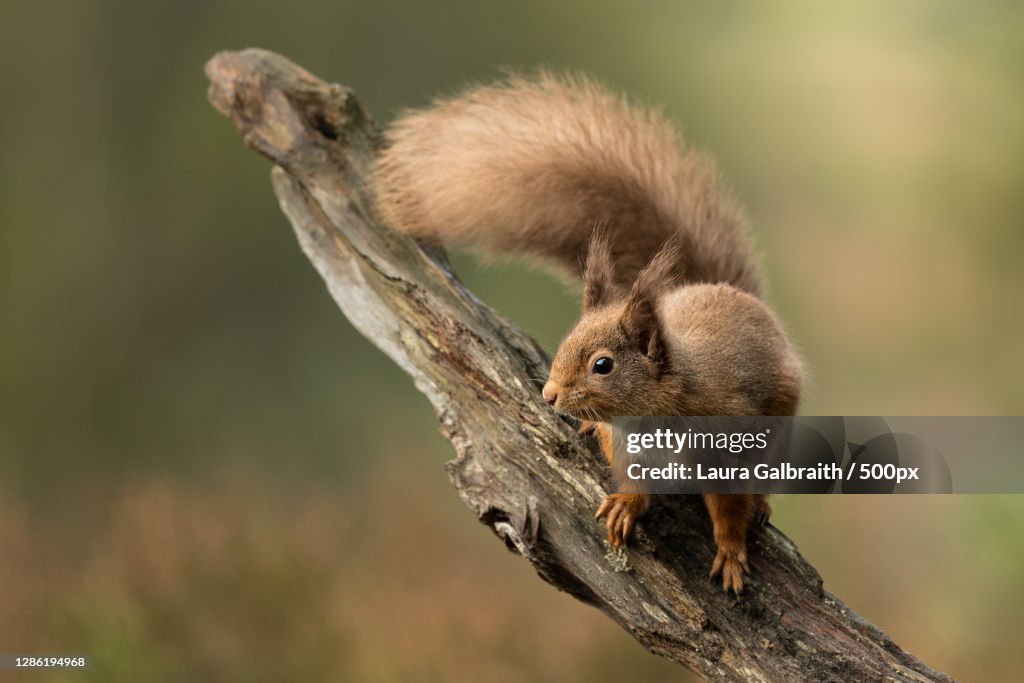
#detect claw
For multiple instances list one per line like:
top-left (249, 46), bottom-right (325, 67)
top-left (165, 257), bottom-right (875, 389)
top-left (710, 552), bottom-right (724, 578)
top-left (605, 504), bottom-right (620, 544)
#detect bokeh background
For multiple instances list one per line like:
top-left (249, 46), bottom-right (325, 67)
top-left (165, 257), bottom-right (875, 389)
top-left (2, 1), bottom-right (1022, 681)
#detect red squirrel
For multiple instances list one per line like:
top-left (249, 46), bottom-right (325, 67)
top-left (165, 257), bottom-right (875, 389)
top-left (374, 72), bottom-right (803, 593)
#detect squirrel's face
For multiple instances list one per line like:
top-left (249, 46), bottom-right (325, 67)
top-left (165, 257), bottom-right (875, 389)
top-left (542, 304), bottom-right (666, 421)
top-left (541, 229), bottom-right (680, 421)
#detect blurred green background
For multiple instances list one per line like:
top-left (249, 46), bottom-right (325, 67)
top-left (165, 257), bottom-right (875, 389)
top-left (1, 1), bottom-right (1022, 681)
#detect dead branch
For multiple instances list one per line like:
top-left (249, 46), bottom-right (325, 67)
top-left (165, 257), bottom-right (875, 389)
top-left (205, 48), bottom-right (953, 683)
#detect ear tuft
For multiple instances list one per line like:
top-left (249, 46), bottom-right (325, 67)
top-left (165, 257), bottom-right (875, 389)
top-left (619, 237), bottom-right (682, 372)
top-left (583, 226), bottom-right (625, 310)
top-left (636, 236), bottom-right (683, 293)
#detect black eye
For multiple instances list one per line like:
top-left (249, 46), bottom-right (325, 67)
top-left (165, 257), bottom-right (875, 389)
top-left (592, 357), bottom-right (614, 374)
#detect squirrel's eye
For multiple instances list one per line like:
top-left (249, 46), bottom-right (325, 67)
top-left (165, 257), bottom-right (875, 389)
top-left (592, 357), bottom-right (614, 375)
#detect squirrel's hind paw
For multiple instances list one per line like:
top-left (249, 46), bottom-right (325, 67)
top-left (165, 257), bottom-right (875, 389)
top-left (710, 544), bottom-right (750, 595)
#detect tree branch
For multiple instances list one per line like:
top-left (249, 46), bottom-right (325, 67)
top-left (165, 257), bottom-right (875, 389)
top-left (204, 48), bottom-right (953, 683)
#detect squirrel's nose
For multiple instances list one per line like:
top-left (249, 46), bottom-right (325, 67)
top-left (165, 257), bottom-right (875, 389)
top-left (541, 381), bottom-right (560, 406)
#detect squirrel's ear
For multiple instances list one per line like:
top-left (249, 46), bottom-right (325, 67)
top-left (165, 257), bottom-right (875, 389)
top-left (619, 239), bottom-right (681, 371)
top-left (583, 228), bottom-right (624, 310)
top-left (620, 291), bottom-right (668, 371)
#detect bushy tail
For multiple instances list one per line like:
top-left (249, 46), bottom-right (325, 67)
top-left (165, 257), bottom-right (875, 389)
top-left (374, 71), bottom-right (761, 295)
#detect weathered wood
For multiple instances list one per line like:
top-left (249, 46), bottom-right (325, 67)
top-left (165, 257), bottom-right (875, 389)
top-left (205, 48), bottom-right (954, 683)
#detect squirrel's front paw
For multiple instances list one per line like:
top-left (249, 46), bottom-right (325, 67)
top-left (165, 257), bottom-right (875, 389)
top-left (710, 542), bottom-right (750, 595)
top-left (595, 493), bottom-right (649, 546)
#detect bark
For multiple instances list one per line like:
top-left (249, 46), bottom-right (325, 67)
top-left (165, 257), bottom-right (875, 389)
top-left (204, 48), bottom-right (954, 683)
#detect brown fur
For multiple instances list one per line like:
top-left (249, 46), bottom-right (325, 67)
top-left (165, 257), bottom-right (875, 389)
top-left (374, 73), bottom-right (803, 594)
top-left (375, 71), bottom-right (761, 295)
top-left (544, 283), bottom-right (801, 421)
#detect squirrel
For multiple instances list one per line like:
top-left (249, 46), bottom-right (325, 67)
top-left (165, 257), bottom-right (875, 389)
top-left (373, 72), bottom-right (803, 594)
